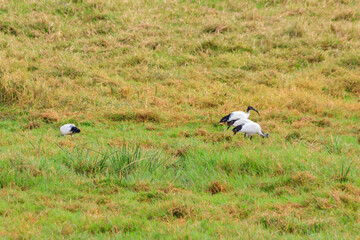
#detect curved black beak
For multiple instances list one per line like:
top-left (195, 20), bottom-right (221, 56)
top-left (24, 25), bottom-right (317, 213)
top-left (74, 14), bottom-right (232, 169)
top-left (248, 106), bottom-right (260, 116)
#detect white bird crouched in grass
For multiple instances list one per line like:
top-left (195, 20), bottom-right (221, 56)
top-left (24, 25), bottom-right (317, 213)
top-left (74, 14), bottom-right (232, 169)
top-left (232, 121), bottom-right (269, 140)
top-left (220, 106), bottom-right (260, 130)
top-left (60, 124), bottom-right (81, 136)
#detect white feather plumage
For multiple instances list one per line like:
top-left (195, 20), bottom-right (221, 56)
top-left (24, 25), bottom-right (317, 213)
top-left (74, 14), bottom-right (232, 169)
top-left (60, 124), bottom-right (80, 136)
top-left (232, 120), bottom-right (268, 139)
top-left (220, 106), bottom-right (260, 129)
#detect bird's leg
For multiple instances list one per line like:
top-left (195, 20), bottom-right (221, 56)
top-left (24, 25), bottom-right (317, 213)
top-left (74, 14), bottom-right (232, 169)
top-left (244, 133), bottom-right (246, 138)
top-left (250, 136), bottom-right (253, 140)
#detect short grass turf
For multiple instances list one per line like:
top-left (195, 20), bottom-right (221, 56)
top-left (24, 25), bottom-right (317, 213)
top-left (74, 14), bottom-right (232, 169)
top-left (1, 0), bottom-right (360, 239)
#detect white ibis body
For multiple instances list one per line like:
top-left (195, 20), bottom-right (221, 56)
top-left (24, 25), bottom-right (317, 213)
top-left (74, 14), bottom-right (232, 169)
top-left (232, 121), bottom-right (269, 140)
top-left (220, 106), bottom-right (260, 129)
top-left (60, 124), bottom-right (81, 136)
top-left (232, 118), bottom-right (252, 127)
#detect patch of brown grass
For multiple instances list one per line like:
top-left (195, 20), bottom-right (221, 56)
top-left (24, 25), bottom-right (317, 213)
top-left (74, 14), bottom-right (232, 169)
top-left (339, 183), bottom-right (360, 196)
top-left (145, 126), bottom-right (158, 131)
top-left (295, 117), bottom-right (314, 123)
top-left (207, 133), bottom-right (233, 143)
top-left (194, 129), bottom-right (209, 137)
top-left (290, 171), bottom-right (317, 186)
top-left (274, 186), bottom-right (296, 196)
top-left (207, 180), bottom-right (230, 195)
top-left (256, 202), bottom-right (331, 234)
top-left (223, 204), bottom-right (248, 219)
top-left (304, 197), bottom-right (334, 210)
top-left (273, 203), bottom-right (305, 215)
top-left (259, 171), bottom-right (318, 193)
top-left (174, 147), bottom-right (188, 157)
top-left (63, 204), bottom-right (81, 213)
top-left (284, 23), bottom-right (304, 38)
top-left (24, 121), bottom-right (41, 130)
top-left (106, 110), bottom-right (161, 123)
top-left (203, 23), bottom-right (232, 34)
top-left (108, 139), bottom-right (126, 147)
top-left (132, 181), bottom-right (151, 193)
top-left (61, 224), bottom-right (74, 236)
top-left (57, 140), bottom-right (76, 148)
top-left (160, 184), bottom-right (182, 194)
top-left (161, 143), bottom-right (190, 157)
top-left (331, 187), bottom-right (360, 207)
top-left (285, 130), bottom-right (301, 141)
top-left (332, 10), bottom-right (358, 21)
top-left (179, 130), bottom-right (191, 138)
top-left (135, 111), bottom-right (161, 122)
top-left (38, 111), bottom-right (60, 123)
top-left (315, 118), bottom-right (331, 128)
top-left (167, 203), bottom-right (194, 219)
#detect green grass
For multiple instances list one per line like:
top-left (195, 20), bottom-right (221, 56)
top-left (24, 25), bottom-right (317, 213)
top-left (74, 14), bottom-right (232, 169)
top-left (0, 121), bottom-right (359, 238)
top-left (1, 0), bottom-right (360, 238)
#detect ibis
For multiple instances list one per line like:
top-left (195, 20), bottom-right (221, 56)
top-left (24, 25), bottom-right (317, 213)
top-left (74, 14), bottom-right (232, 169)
top-left (60, 124), bottom-right (81, 137)
top-left (232, 120), bottom-right (269, 140)
top-left (220, 106), bottom-right (260, 129)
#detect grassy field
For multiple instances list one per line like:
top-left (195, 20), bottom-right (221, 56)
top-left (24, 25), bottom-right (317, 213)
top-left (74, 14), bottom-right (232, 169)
top-left (1, 0), bottom-right (360, 238)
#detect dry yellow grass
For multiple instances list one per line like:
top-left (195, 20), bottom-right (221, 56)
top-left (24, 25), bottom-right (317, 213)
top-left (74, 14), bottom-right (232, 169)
top-left (0, 0), bottom-right (358, 135)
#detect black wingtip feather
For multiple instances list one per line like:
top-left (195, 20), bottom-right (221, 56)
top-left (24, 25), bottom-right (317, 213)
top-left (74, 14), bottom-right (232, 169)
top-left (232, 125), bottom-right (243, 135)
top-left (227, 120), bottom-right (237, 126)
top-left (220, 114), bottom-right (231, 123)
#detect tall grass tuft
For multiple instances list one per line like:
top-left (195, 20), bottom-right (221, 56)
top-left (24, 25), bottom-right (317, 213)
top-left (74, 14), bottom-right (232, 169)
top-left (57, 142), bottom-right (164, 182)
top-left (337, 162), bottom-right (353, 183)
top-left (57, 142), bottom-right (108, 176)
top-left (324, 135), bottom-right (343, 154)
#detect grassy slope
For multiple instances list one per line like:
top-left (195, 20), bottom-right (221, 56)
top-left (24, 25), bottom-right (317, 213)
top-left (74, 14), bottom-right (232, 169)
top-left (0, 0), bottom-right (360, 238)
